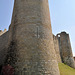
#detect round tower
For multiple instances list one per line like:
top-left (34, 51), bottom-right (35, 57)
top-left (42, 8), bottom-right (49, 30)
top-left (6, 0), bottom-right (60, 75)
top-left (57, 32), bottom-right (75, 68)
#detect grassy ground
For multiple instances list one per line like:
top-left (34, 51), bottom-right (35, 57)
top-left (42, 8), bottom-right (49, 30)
top-left (58, 63), bottom-right (75, 75)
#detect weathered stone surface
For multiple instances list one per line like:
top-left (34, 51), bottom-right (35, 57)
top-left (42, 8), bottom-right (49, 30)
top-left (0, 31), bottom-right (9, 65)
top-left (53, 34), bottom-right (62, 63)
top-left (57, 32), bottom-right (75, 68)
top-left (6, 0), bottom-right (60, 75)
top-left (0, 0), bottom-right (74, 74)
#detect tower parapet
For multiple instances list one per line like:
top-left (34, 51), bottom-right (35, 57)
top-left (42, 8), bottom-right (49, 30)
top-left (57, 32), bottom-right (75, 68)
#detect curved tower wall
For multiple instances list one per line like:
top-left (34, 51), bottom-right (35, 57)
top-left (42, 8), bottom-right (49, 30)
top-left (6, 0), bottom-right (60, 75)
top-left (57, 32), bottom-right (75, 68)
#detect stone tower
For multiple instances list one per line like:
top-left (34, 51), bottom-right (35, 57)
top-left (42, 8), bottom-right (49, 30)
top-left (5, 0), bottom-right (60, 75)
top-left (57, 32), bottom-right (75, 68)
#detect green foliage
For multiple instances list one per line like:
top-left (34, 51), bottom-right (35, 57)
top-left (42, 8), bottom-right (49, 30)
top-left (58, 63), bottom-right (75, 75)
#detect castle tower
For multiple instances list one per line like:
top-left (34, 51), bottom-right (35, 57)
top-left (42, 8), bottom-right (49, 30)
top-left (6, 0), bottom-right (60, 75)
top-left (57, 32), bottom-right (75, 68)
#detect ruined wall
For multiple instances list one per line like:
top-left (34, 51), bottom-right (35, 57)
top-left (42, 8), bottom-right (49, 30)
top-left (53, 34), bottom-right (61, 63)
top-left (0, 31), bottom-right (9, 65)
top-left (57, 32), bottom-right (75, 68)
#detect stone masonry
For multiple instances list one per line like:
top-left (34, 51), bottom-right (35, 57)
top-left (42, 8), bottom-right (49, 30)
top-left (0, 0), bottom-right (75, 75)
top-left (4, 0), bottom-right (60, 75)
top-left (53, 34), bottom-right (62, 63)
top-left (0, 30), bottom-right (9, 65)
top-left (57, 32), bottom-right (75, 68)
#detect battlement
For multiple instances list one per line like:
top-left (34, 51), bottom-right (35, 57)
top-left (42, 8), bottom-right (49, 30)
top-left (53, 34), bottom-right (57, 40)
top-left (0, 29), bottom-right (7, 36)
top-left (57, 31), bottom-right (69, 37)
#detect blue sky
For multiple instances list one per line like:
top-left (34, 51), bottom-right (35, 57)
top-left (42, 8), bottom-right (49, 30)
top-left (0, 0), bottom-right (75, 56)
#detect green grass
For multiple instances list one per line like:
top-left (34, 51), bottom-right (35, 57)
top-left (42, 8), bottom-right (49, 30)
top-left (58, 63), bottom-right (75, 75)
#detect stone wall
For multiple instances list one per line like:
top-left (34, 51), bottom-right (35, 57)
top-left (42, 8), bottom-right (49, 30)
top-left (0, 31), bottom-right (9, 65)
top-left (0, 0), bottom-right (75, 74)
top-left (6, 0), bottom-right (60, 75)
top-left (53, 34), bottom-right (61, 63)
top-left (57, 32), bottom-right (75, 68)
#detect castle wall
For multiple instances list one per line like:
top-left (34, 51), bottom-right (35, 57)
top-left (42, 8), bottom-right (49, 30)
top-left (6, 0), bottom-right (60, 75)
top-left (57, 32), bottom-right (75, 68)
top-left (0, 31), bottom-right (9, 65)
top-left (0, 0), bottom-right (75, 74)
top-left (53, 34), bottom-right (61, 63)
